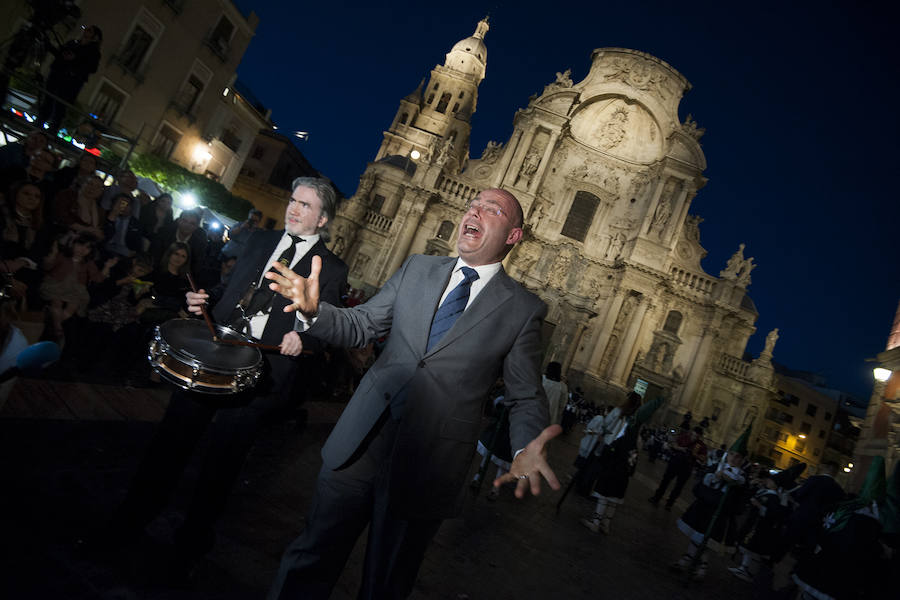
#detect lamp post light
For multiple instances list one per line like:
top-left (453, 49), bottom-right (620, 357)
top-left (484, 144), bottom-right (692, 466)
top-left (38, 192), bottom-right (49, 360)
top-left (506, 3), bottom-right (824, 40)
top-left (873, 367), bottom-right (891, 382)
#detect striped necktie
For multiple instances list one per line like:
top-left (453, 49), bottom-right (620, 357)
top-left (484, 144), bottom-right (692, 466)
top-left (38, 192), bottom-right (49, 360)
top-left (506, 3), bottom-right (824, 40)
top-left (426, 267), bottom-right (479, 352)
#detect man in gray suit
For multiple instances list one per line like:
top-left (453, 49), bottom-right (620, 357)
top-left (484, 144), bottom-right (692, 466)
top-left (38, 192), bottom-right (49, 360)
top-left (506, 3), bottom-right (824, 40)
top-left (265, 188), bottom-right (561, 599)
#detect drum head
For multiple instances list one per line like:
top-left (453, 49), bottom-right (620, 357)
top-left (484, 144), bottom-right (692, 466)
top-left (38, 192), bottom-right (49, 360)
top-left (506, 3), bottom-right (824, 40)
top-left (159, 319), bottom-right (261, 371)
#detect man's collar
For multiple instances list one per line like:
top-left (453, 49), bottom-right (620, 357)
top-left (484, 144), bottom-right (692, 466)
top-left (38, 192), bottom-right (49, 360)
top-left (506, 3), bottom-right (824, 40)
top-left (453, 257), bottom-right (502, 279)
top-left (284, 232), bottom-right (319, 246)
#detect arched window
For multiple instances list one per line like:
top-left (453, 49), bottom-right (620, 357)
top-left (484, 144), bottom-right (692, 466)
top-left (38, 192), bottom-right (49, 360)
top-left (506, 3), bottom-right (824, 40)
top-left (560, 191), bottom-right (600, 242)
top-left (427, 93), bottom-right (435, 104)
top-left (458, 91), bottom-right (465, 99)
top-left (399, 112), bottom-right (408, 124)
top-left (663, 311), bottom-right (683, 334)
top-left (435, 92), bottom-right (451, 113)
top-left (436, 220), bottom-right (454, 241)
top-left (452, 103), bottom-right (460, 113)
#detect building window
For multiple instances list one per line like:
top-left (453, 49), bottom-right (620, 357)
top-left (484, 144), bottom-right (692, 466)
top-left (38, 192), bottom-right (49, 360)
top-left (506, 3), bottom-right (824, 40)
top-left (825, 412), bottom-right (832, 421)
top-left (778, 432), bottom-right (788, 442)
top-left (819, 429), bottom-right (826, 439)
top-left (663, 311), bottom-right (682, 334)
top-left (151, 123), bottom-right (181, 158)
top-left (789, 457), bottom-right (803, 467)
top-left (435, 92), bottom-right (451, 113)
top-left (221, 128), bottom-right (242, 153)
top-left (120, 25), bottom-right (154, 73)
top-left (795, 439), bottom-right (806, 453)
top-left (560, 190), bottom-right (600, 242)
top-left (800, 422), bottom-right (812, 435)
top-left (436, 220), bottom-right (454, 241)
top-left (370, 194), bottom-right (386, 214)
top-left (251, 145), bottom-right (265, 160)
top-left (426, 93), bottom-right (435, 104)
top-left (782, 413), bottom-right (794, 425)
top-left (208, 15), bottom-right (234, 58)
top-left (458, 91), bottom-right (465, 99)
top-left (452, 103), bottom-right (460, 113)
top-left (806, 404), bottom-right (818, 417)
top-left (772, 450), bottom-right (783, 461)
top-left (175, 75), bottom-right (204, 114)
top-left (91, 80), bottom-right (128, 123)
top-left (767, 407), bottom-right (780, 421)
top-left (399, 112), bottom-right (408, 124)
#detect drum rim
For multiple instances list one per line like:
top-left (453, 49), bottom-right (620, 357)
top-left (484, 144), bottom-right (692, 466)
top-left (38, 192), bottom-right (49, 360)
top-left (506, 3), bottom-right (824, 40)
top-left (156, 319), bottom-right (263, 371)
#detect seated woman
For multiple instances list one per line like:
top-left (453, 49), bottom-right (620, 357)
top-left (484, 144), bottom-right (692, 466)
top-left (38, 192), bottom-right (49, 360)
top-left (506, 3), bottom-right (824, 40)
top-left (40, 233), bottom-right (116, 342)
top-left (138, 241), bottom-right (191, 326)
top-left (1, 180), bottom-right (44, 258)
top-left (52, 174), bottom-right (104, 241)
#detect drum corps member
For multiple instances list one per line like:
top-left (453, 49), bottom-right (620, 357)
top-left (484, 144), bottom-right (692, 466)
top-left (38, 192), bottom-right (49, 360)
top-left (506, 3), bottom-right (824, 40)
top-left (106, 177), bottom-right (348, 578)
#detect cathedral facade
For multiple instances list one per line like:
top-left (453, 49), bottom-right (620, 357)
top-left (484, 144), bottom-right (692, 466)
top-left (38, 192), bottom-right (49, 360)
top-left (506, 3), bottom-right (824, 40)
top-left (328, 20), bottom-right (777, 449)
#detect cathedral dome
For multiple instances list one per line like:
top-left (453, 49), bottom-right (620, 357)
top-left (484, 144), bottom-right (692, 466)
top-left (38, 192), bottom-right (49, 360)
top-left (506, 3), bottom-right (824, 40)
top-left (444, 18), bottom-right (489, 78)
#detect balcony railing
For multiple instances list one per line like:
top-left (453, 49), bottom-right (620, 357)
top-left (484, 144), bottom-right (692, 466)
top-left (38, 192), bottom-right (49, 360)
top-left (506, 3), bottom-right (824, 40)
top-left (364, 210), bottom-right (393, 234)
top-left (670, 266), bottom-right (715, 295)
top-left (435, 174), bottom-right (477, 204)
top-left (716, 353), bottom-right (751, 380)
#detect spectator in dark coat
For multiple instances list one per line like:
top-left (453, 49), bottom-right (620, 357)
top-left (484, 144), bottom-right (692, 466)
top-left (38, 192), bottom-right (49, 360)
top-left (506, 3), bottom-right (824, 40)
top-left (38, 25), bottom-right (102, 133)
top-left (150, 209), bottom-right (208, 275)
top-left (781, 461), bottom-right (845, 559)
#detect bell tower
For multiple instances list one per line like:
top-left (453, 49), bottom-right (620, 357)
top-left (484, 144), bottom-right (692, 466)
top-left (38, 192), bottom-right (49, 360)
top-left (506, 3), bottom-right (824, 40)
top-left (375, 18), bottom-right (489, 171)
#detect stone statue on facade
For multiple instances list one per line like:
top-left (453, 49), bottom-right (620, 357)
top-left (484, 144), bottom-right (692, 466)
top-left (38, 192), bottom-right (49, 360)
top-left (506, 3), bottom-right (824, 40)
top-left (763, 328), bottom-right (779, 356)
top-left (481, 140), bottom-right (502, 164)
top-left (719, 243), bottom-right (745, 279)
top-left (681, 114), bottom-right (706, 140)
top-left (599, 107), bottom-right (628, 149)
top-left (607, 232), bottom-right (626, 260)
top-left (651, 193), bottom-right (672, 233)
top-left (518, 151), bottom-right (541, 185)
top-left (736, 256), bottom-right (756, 286)
top-left (554, 68), bottom-right (573, 87)
top-left (434, 138), bottom-right (453, 167)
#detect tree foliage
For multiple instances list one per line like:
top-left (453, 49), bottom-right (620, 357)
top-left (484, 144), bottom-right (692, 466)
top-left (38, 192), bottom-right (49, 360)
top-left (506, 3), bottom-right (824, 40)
top-left (129, 153), bottom-right (253, 220)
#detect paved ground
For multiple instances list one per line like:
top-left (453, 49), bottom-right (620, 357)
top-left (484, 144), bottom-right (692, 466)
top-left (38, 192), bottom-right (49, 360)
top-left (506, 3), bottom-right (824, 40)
top-left (0, 376), bottom-right (789, 599)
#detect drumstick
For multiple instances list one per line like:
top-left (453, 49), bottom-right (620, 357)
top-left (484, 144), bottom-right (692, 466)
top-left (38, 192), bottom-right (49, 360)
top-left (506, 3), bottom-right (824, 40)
top-left (216, 337), bottom-right (314, 355)
top-left (186, 273), bottom-right (219, 340)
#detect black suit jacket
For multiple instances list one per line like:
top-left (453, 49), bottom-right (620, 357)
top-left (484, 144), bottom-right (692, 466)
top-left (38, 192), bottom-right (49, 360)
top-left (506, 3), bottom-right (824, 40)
top-left (212, 229), bottom-right (348, 352)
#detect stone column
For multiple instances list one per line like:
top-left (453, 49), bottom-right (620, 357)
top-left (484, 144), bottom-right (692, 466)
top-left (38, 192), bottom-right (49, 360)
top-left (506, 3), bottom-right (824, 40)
top-left (527, 130), bottom-right (559, 194)
top-left (641, 175), bottom-right (666, 236)
top-left (563, 322), bottom-right (588, 374)
top-left (502, 127), bottom-right (537, 188)
top-left (610, 300), bottom-right (648, 385)
top-left (679, 328), bottom-right (715, 409)
top-left (493, 128), bottom-right (524, 188)
top-left (381, 195), bottom-right (426, 282)
top-left (585, 292), bottom-right (626, 379)
top-left (661, 186), bottom-right (690, 245)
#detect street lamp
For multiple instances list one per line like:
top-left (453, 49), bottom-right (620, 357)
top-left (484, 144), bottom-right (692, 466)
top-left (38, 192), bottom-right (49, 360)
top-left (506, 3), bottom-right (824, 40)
top-left (873, 367), bottom-right (891, 382)
top-left (410, 150), bottom-right (421, 160)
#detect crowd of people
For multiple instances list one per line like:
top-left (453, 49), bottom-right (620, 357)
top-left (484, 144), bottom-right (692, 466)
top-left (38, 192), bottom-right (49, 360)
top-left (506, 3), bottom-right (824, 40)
top-left (0, 131), bottom-right (243, 383)
top-left (553, 395), bottom-right (898, 599)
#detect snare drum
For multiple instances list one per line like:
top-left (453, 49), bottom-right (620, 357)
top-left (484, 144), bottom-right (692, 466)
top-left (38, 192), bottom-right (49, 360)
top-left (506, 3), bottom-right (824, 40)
top-left (148, 319), bottom-right (262, 394)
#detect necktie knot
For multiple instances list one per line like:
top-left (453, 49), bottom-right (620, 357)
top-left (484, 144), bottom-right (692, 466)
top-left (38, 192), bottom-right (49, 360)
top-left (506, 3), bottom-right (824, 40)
top-left (460, 266), bottom-right (479, 284)
top-left (424, 266), bottom-right (480, 354)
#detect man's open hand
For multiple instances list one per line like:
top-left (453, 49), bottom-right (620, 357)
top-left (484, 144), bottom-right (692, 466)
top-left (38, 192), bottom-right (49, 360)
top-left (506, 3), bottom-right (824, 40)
top-left (264, 257), bottom-right (321, 318)
top-left (494, 424), bottom-right (563, 498)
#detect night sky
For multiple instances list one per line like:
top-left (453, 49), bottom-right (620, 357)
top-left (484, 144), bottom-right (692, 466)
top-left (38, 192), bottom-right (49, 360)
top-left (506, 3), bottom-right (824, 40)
top-left (232, 1), bottom-right (899, 400)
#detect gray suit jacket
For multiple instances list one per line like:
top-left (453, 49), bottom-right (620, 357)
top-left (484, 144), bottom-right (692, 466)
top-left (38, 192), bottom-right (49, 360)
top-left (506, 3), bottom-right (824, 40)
top-left (309, 254), bottom-right (549, 518)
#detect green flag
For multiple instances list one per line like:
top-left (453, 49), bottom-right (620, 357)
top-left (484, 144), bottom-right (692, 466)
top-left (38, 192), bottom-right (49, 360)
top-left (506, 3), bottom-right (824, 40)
top-left (631, 396), bottom-right (665, 426)
top-left (729, 423), bottom-right (752, 455)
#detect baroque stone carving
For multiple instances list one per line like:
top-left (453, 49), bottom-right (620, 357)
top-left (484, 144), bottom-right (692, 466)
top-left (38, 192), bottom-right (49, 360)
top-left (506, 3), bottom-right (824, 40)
top-left (543, 68), bottom-right (573, 94)
top-left (598, 107), bottom-right (628, 149)
top-left (720, 243), bottom-right (745, 279)
top-left (549, 248), bottom-right (574, 289)
top-left (481, 140), bottom-right (502, 164)
top-left (651, 178), bottom-right (678, 234)
top-left (607, 232), bottom-right (626, 260)
top-left (762, 328), bottom-right (779, 356)
top-left (603, 56), bottom-right (676, 101)
top-left (681, 114), bottom-right (706, 141)
top-left (683, 214), bottom-right (702, 242)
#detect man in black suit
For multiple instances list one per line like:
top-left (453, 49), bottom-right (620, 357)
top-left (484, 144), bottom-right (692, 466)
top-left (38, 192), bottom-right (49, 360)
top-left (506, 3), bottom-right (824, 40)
top-left (264, 188), bottom-right (561, 599)
top-left (109, 177), bottom-right (348, 574)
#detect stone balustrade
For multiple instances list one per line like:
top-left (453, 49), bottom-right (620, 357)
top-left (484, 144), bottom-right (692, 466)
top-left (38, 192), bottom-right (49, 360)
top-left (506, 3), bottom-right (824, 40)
top-left (670, 267), bottom-right (715, 295)
top-left (717, 353), bottom-right (751, 380)
top-left (436, 175), bottom-right (478, 203)
top-left (365, 210), bottom-right (393, 234)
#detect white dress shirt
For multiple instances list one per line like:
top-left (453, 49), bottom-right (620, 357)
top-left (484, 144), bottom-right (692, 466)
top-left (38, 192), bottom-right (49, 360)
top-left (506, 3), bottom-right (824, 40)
top-left (247, 232), bottom-right (318, 339)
